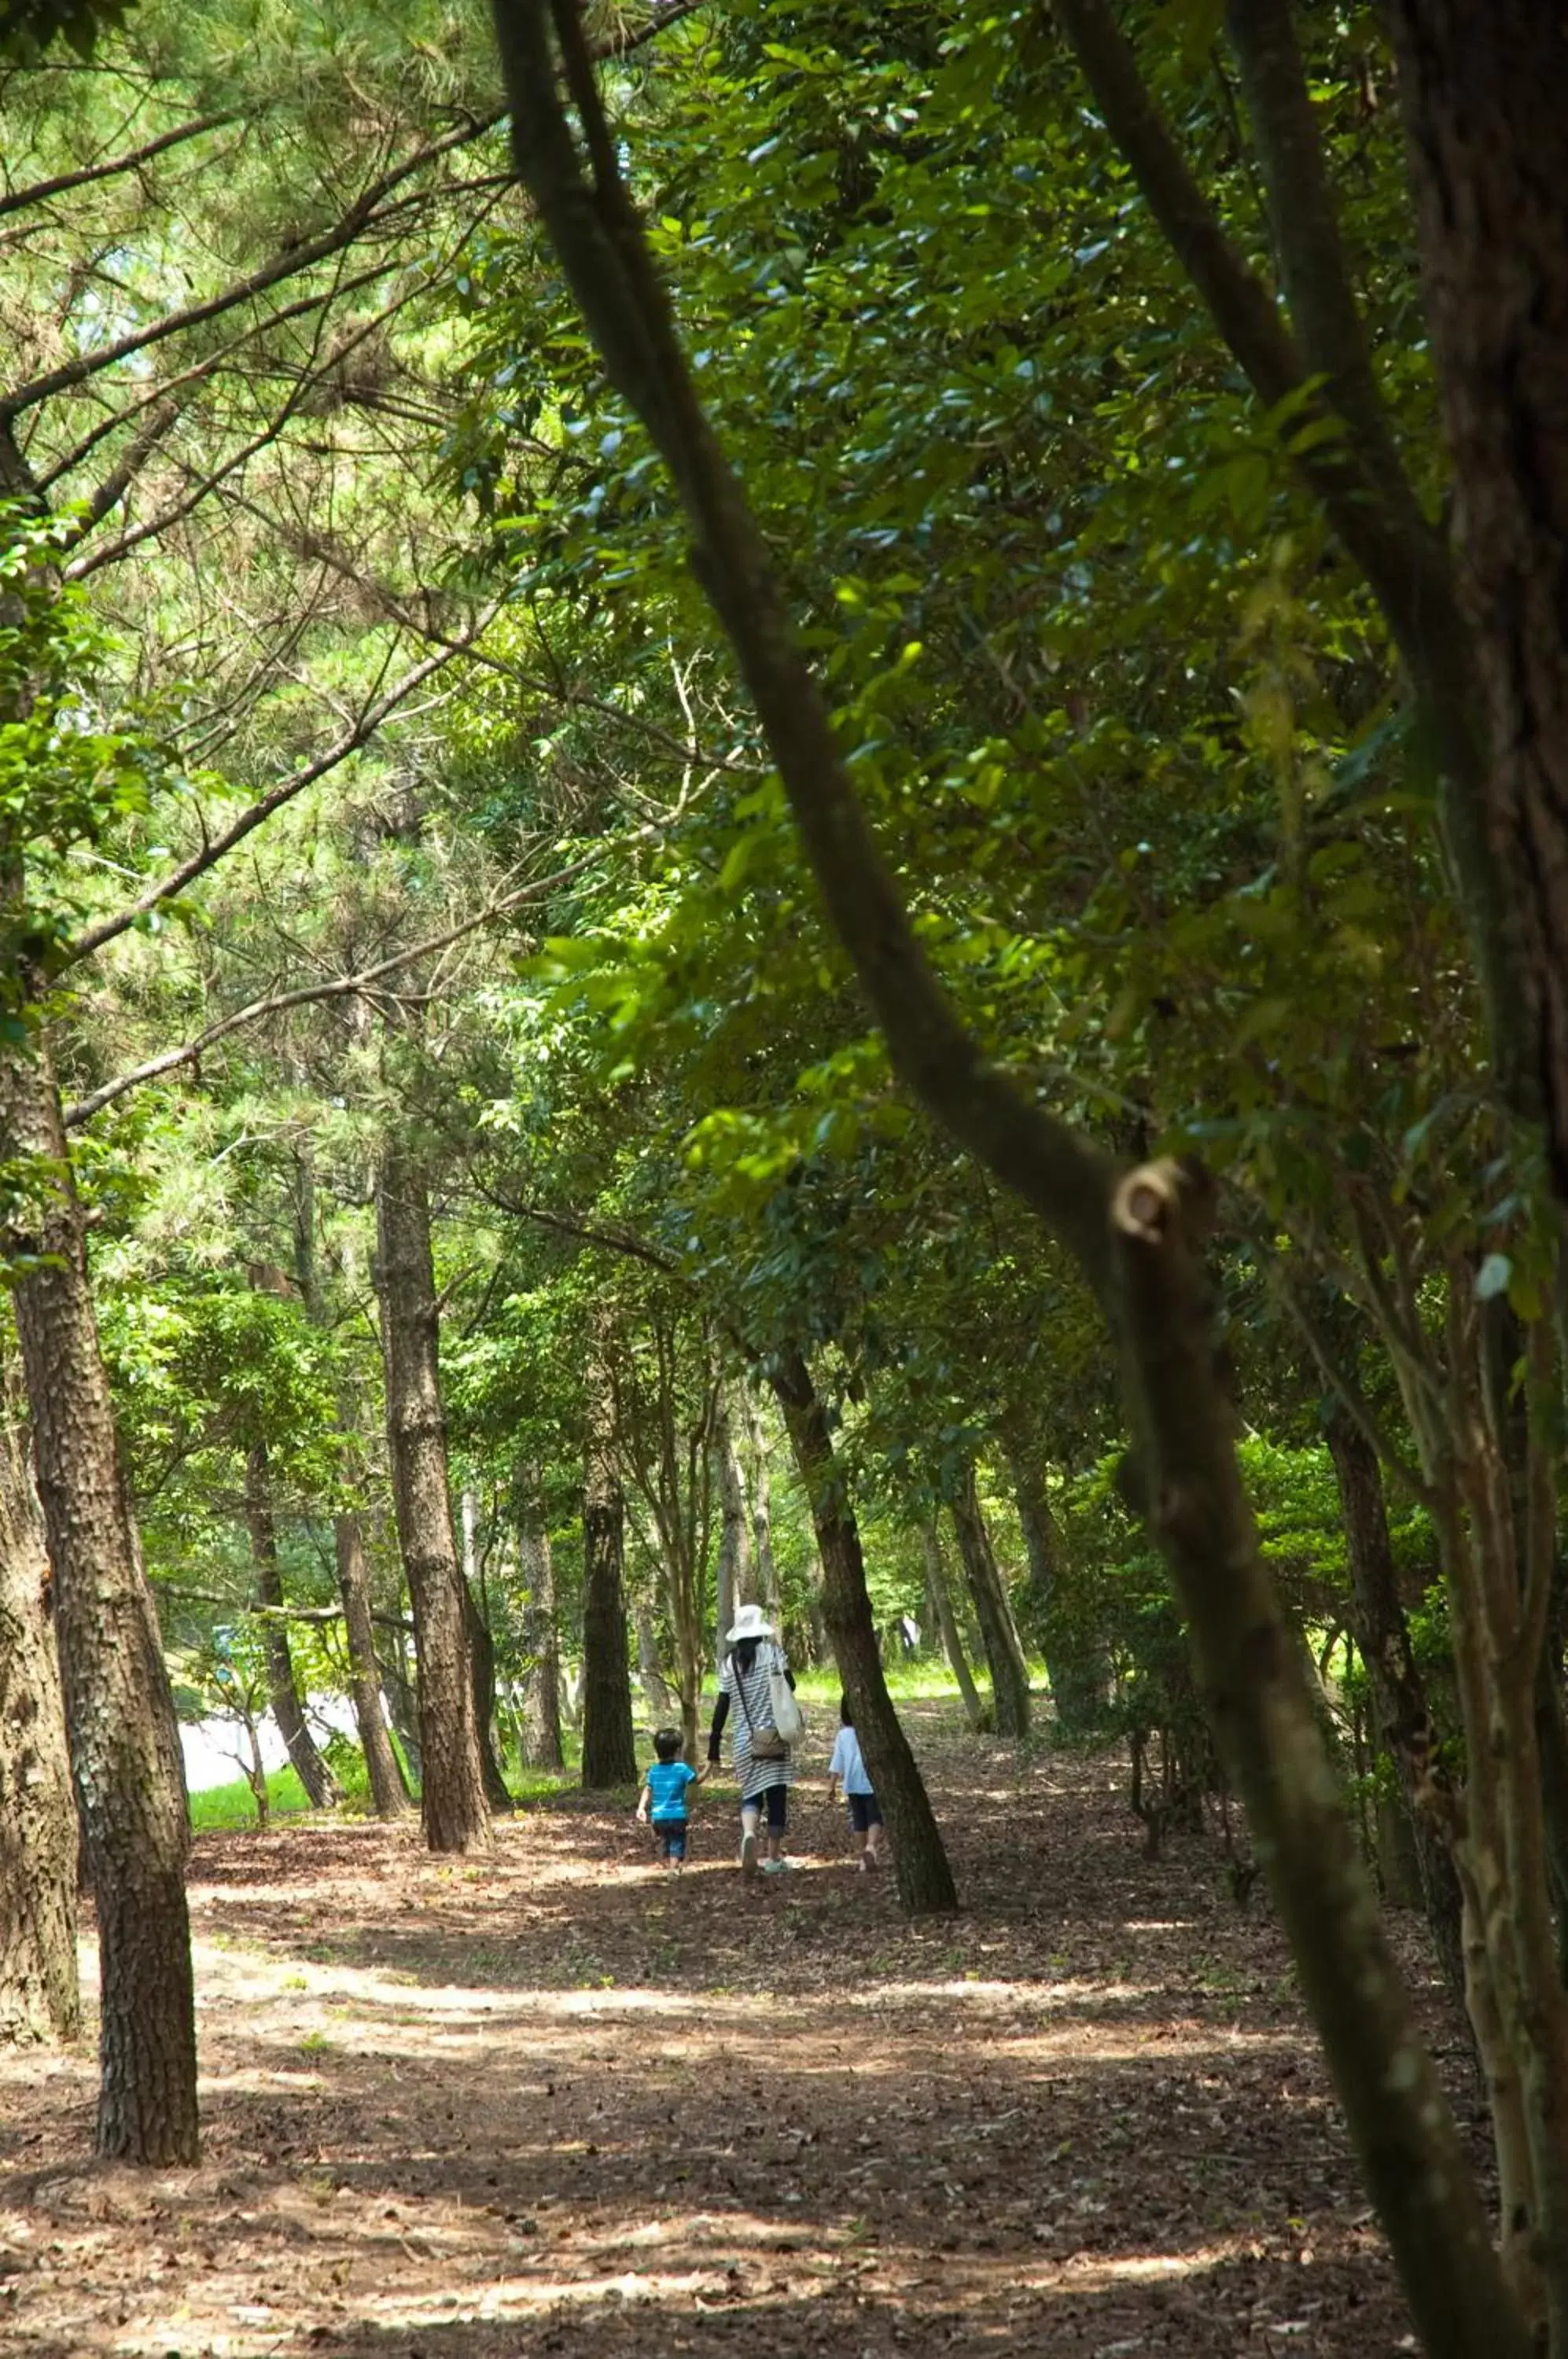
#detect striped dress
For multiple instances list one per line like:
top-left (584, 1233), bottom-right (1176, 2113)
top-left (720, 1640), bottom-right (797, 1804)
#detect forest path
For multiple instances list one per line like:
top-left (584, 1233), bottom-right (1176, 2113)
top-left (1, 1709), bottom-right (1472, 2357)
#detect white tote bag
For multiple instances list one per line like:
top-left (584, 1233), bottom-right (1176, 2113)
top-left (769, 1661), bottom-right (806, 1744)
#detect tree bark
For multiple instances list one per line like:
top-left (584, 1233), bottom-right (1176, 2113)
top-left (333, 1507), bottom-right (410, 1816)
top-left (516, 1467), bottom-right (564, 1772)
top-left (462, 1489), bottom-right (513, 1813)
top-left (949, 1460), bottom-right (1031, 1739)
top-left (773, 1346), bottom-right (957, 1914)
top-left (743, 1385), bottom-right (782, 1615)
top-left (580, 1323), bottom-right (638, 1789)
top-left (375, 1147), bottom-right (491, 1853)
top-left (2, 1035), bottom-right (197, 2158)
top-left (1002, 1434), bottom-right (1109, 1735)
top-left (243, 1441), bottom-right (339, 1810)
top-left (921, 1520), bottom-right (984, 1732)
top-left (1386, 1), bottom-right (1568, 1203)
top-left (1324, 1406), bottom-right (1467, 2006)
top-left (289, 1153), bottom-right (408, 1818)
top-left (712, 1381), bottom-right (753, 1675)
top-left (0, 1375), bottom-right (79, 2043)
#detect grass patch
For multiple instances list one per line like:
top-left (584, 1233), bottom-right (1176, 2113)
top-left (190, 1765), bottom-right (314, 1831)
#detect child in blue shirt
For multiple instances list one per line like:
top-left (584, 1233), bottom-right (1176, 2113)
top-left (826, 1695), bottom-right (885, 1871)
top-left (636, 1728), bottom-right (704, 1869)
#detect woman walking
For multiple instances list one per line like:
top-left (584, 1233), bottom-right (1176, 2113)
top-left (707, 1603), bottom-right (798, 1877)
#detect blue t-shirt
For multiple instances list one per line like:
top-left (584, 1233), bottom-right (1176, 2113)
top-left (645, 1760), bottom-right (698, 1823)
top-left (828, 1726), bottom-right (874, 1797)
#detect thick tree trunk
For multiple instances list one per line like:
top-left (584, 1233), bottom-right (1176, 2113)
top-left (1386, 3), bottom-right (1568, 1202)
top-left (1324, 1408), bottom-right (1467, 2008)
top-left (774, 1347), bottom-right (957, 1914)
top-left (244, 1442), bottom-right (340, 1810)
top-left (0, 1379), bottom-right (80, 2043)
top-left (950, 1461), bottom-right (1031, 1738)
top-left (1002, 1435), bottom-right (1110, 1735)
top-left (375, 1149), bottom-right (491, 1853)
top-left (580, 1327), bottom-right (638, 1789)
top-left (333, 1508), bottom-right (410, 1816)
top-left (921, 1521), bottom-right (984, 1732)
top-left (517, 1469), bottom-right (565, 1772)
top-left (2, 1037), bottom-right (197, 2158)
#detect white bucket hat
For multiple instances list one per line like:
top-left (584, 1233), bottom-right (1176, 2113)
top-left (726, 1603), bottom-right (775, 1645)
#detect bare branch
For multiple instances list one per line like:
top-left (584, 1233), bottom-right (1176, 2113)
top-left (64, 600), bottom-right (506, 968)
top-left (0, 109), bottom-right (239, 222)
top-left (63, 841), bottom-right (617, 1126)
top-left (0, 110), bottom-right (506, 423)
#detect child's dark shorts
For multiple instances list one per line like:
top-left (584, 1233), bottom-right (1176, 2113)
top-left (847, 1792), bottom-right (883, 1833)
top-left (654, 1819), bottom-right (688, 1860)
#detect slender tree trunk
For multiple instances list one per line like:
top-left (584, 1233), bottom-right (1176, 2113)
top-left (774, 1346), bottom-right (957, 1914)
top-left (244, 1442), bottom-right (339, 1810)
top-left (1002, 1434), bottom-right (1109, 1735)
top-left (581, 1323), bottom-right (638, 1789)
top-left (334, 1508), bottom-right (410, 1816)
top-left (289, 1157), bottom-right (407, 1817)
top-left (744, 1386), bottom-right (783, 1615)
top-left (517, 1468), bottom-right (564, 1772)
top-left (921, 1521), bottom-right (983, 1732)
top-left (381, 1630), bottom-right (422, 1788)
top-left (0, 1378), bottom-right (79, 2043)
top-left (462, 1490), bottom-right (513, 1812)
top-left (375, 1148), bottom-right (491, 1853)
top-left (712, 1382), bottom-right (754, 1677)
top-left (950, 1461), bottom-right (1031, 1738)
top-left (1324, 1407), bottom-right (1467, 2006)
top-left (2, 1036), bottom-right (197, 2158)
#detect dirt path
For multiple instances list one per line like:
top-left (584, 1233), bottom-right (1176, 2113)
top-left (1, 1710), bottom-right (1478, 2357)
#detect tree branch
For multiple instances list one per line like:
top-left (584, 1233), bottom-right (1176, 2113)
top-left (0, 110), bottom-right (506, 423)
top-left (0, 108), bottom-right (239, 221)
top-left (64, 600), bottom-right (506, 968)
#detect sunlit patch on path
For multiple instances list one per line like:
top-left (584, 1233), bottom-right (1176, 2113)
top-left (0, 1717), bottom-right (1468, 2355)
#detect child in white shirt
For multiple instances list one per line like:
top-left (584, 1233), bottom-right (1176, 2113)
top-left (826, 1695), bottom-right (884, 1871)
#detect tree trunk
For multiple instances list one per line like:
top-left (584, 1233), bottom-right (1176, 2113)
top-left (244, 1441), bottom-right (340, 1811)
top-left (334, 1508), bottom-right (410, 1816)
top-left (580, 1323), bottom-right (638, 1789)
top-left (375, 1148), bottom-right (491, 1853)
top-left (921, 1521), bottom-right (984, 1732)
top-left (0, 1375), bottom-right (80, 2044)
top-left (516, 1469), bottom-right (564, 1772)
top-left (712, 1382), bottom-right (754, 1678)
top-left (381, 1631), bottom-right (422, 1789)
top-left (1324, 1408), bottom-right (1467, 2008)
top-left (950, 1461), bottom-right (1031, 1738)
top-left (744, 1386), bottom-right (782, 1615)
top-left (1386, 1), bottom-right (1568, 1208)
top-left (635, 1594), bottom-right (678, 1718)
top-left (773, 1346), bottom-right (957, 1914)
top-left (289, 1155), bottom-right (409, 1819)
top-left (2, 1036), bottom-right (197, 2158)
top-left (462, 1490), bottom-right (513, 1813)
top-left (1002, 1435), bottom-right (1109, 1735)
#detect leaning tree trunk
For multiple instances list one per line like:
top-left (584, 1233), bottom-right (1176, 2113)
top-left (774, 1346), bottom-right (957, 1914)
top-left (1324, 1406), bottom-right (1467, 2007)
top-left (516, 1468), bottom-right (565, 1772)
top-left (580, 1325), bottom-right (638, 1789)
top-left (921, 1521), bottom-right (984, 1732)
top-left (334, 1507), bottom-right (410, 1816)
top-left (244, 1441), bottom-right (340, 1810)
top-left (0, 1375), bottom-right (80, 2044)
top-left (375, 1148), bottom-right (491, 1853)
top-left (950, 1460), bottom-right (1031, 1738)
top-left (2, 1036), bottom-right (197, 2158)
top-left (1002, 1434), bottom-right (1109, 1735)
top-left (743, 1386), bottom-right (784, 1616)
top-left (1386, 1), bottom-right (1568, 1211)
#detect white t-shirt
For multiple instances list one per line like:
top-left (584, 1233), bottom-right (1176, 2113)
top-left (828, 1725), bottom-right (874, 1797)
